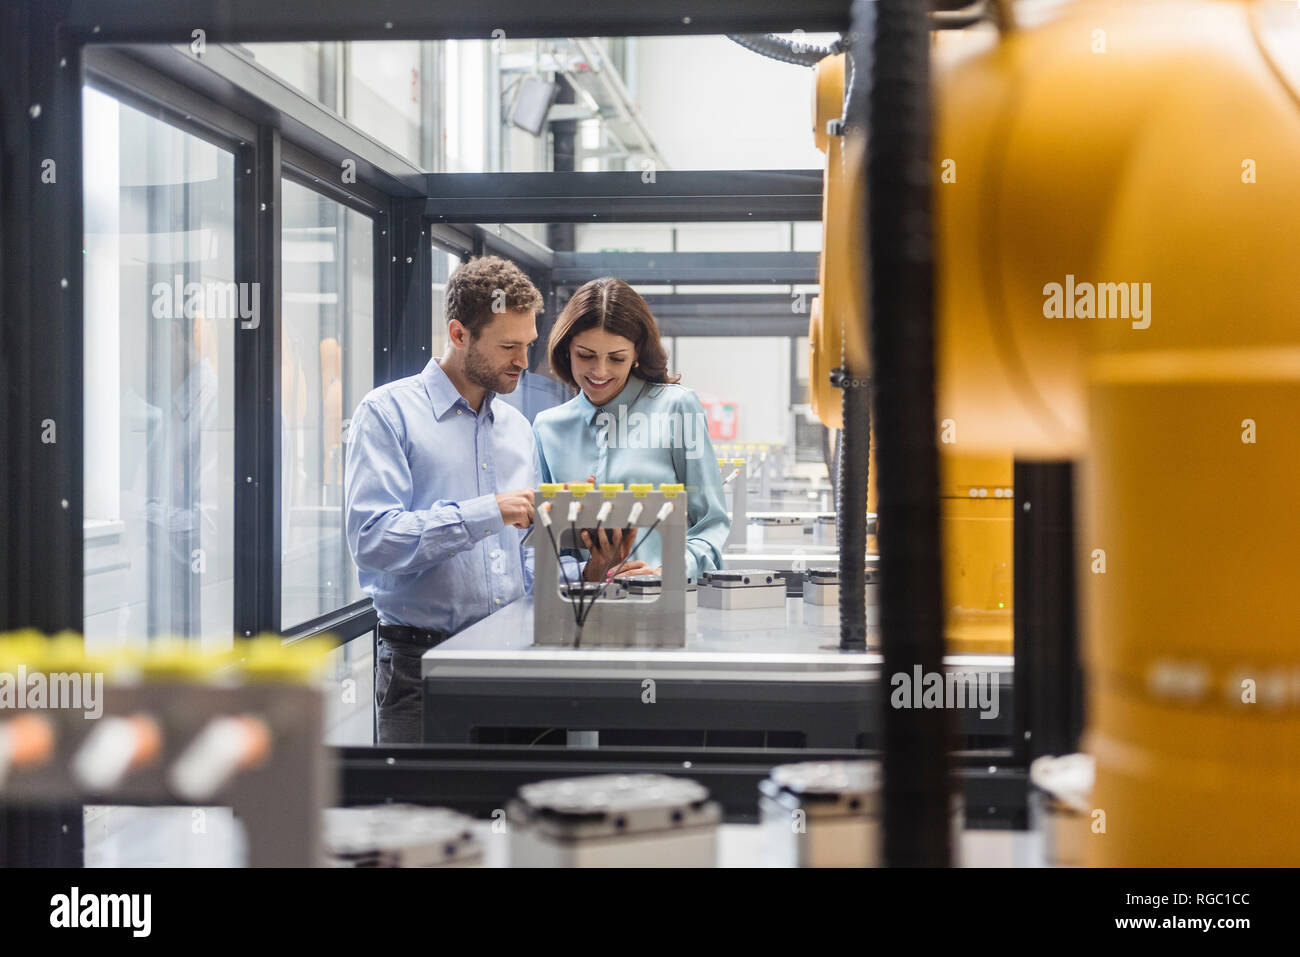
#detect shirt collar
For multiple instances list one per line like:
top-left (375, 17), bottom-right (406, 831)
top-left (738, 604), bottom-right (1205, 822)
top-left (421, 357), bottom-right (496, 421)
top-left (575, 372), bottom-right (645, 426)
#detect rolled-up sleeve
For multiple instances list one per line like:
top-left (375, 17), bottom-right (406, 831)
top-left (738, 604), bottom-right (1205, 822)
top-left (674, 391), bottom-right (731, 581)
top-left (345, 400), bottom-right (504, 575)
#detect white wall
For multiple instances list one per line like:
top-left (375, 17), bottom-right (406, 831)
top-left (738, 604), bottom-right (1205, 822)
top-left (672, 337), bottom-right (791, 445)
top-left (601, 36), bottom-right (829, 445)
top-left (634, 35), bottom-right (829, 171)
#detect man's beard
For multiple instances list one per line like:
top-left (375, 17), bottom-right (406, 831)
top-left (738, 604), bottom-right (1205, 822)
top-left (464, 340), bottom-right (522, 394)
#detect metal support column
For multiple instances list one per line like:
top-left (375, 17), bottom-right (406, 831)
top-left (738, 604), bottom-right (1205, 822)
top-left (1013, 461), bottom-right (1084, 763)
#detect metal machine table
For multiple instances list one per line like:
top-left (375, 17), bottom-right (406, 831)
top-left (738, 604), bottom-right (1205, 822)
top-left (720, 545), bottom-right (867, 572)
top-left (421, 596), bottom-right (1012, 748)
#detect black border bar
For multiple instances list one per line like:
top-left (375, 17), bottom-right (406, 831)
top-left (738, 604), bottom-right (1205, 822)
top-left (65, 1), bottom-right (853, 44)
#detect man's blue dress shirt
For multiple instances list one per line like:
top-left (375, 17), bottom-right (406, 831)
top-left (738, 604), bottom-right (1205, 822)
top-left (344, 358), bottom-right (537, 633)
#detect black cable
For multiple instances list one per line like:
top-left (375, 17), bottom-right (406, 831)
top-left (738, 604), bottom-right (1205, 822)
top-left (577, 518), bottom-right (664, 628)
top-left (838, 382), bottom-right (870, 651)
top-left (542, 515), bottom-right (582, 636)
top-left (575, 518), bottom-right (606, 626)
top-left (854, 0), bottom-right (951, 867)
top-left (579, 526), bottom-right (640, 629)
top-left (568, 519), bottom-right (589, 639)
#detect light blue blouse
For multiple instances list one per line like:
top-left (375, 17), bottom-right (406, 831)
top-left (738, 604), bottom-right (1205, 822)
top-left (533, 374), bottom-right (731, 581)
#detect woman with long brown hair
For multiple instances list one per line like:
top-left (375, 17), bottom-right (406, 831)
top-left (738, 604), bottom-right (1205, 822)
top-left (533, 277), bottom-right (730, 583)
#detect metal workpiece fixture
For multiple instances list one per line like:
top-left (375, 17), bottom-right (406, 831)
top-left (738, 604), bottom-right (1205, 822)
top-left (813, 514), bottom-right (838, 547)
top-left (615, 573), bottom-right (698, 613)
top-left (803, 567), bottom-right (882, 607)
top-left (750, 514), bottom-right (807, 544)
top-left (0, 634), bottom-right (333, 867)
top-left (507, 773), bottom-right (721, 867)
top-left (714, 441), bottom-right (784, 498)
top-left (1028, 753), bottom-right (1094, 868)
top-left (527, 484), bottom-right (688, 647)
top-left (698, 569), bottom-right (788, 611)
top-left (747, 442), bottom-right (776, 499)
top-left (802, 567), bottom-right (881, 631)
top-left (718, 457), bottom-right (749, 551)
top-left (759, 760), bottom-right (963, 867)
top-left (760, 760), bottom-right (882, 867)
top-left (324, 805), bottom-right (483, 868)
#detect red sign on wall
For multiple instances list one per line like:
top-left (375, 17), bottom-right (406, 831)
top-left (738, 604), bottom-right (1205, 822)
top-left (700, 398), bottom-right (738, 440)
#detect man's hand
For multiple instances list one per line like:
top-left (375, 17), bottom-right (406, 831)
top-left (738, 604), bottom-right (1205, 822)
top-left (495, 488), bottom-right (535, 529)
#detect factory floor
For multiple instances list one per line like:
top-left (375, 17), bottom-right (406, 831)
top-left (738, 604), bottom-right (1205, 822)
top-left (81, 635), bottom-right (1036, 867)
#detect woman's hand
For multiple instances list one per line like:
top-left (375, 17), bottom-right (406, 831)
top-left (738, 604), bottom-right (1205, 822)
top-left (609, 561), bottom-right (657, 579)
top-left (580, 527), bottom-right (638, 581)
top-left (562, 476), bottom-right (660, 580)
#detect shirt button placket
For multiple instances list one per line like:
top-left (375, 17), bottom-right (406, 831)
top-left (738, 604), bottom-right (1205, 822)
top-left (478, 420), bottom-right (497, 610)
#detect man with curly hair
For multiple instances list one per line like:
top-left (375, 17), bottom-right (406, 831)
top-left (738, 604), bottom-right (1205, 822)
top-left (344, 256), bottom-right (546, 742)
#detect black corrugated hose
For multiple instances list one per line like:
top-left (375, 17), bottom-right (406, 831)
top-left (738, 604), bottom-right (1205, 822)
top-left (725, 33), bottom-right (849, 68)
top-left (837, 388), bottom-right (870, 651)
top-left (852, 0), bottom-right (953, 866)
top-left (727, 32), bottom-right (858, 143)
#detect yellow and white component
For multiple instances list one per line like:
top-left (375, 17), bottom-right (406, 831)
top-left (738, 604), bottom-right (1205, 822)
top-left (0, 714), bottom-right (56, 788)
top-left (168, 715), bottom-right (272, 802)
top-left (72, 714), bottom-right (163, 792)
top-left (239, 635), bottom-right (331, 682)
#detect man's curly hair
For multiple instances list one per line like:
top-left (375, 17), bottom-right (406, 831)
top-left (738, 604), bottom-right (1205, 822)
top-left (445, 255), bottom-right (543, 338)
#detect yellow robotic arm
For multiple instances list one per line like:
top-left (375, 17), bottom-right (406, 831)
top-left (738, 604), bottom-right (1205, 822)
top-left (811, 49), bottom-right (1014, 653)
top-left (811, 0), bottom-right (1300, 865)
top-left (814, 0), bottom-right (1300, 864)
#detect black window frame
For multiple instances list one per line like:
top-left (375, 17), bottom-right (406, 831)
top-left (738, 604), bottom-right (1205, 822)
top-left (1, 3), bottom-right (1050, 839)
top-left (72, 46), bottom-right (427, 648)
top-left (277, 156), bottom-right (385, 638)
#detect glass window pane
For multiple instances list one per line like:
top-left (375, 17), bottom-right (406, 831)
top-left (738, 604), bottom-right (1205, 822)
top-left (82, 86), bottom-right (237, 652)
top-left (444, 39), bottom-right (487, 172)
top-left (430, 246), bottom-right (461, 359)
top-left (241, 43), bottom-right (328, 104)
top-left (347, 41), bottom-right (423, 167)
top-left (280, 179), bottom-right (374, 628)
